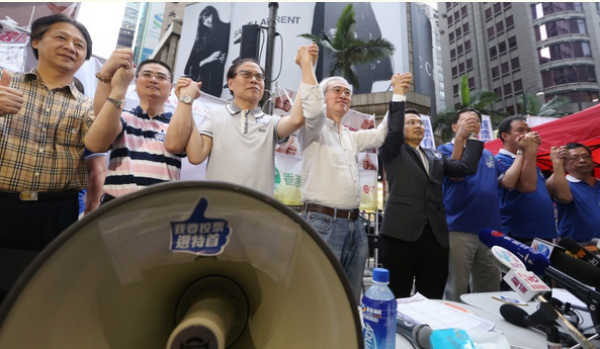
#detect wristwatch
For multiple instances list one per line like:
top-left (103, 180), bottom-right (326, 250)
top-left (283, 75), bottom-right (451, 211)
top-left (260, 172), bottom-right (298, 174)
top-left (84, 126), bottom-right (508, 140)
top-left (179, 95), bottom-right (193, 105)
top-left (516, 150), bottom-right (524, 155)
top-left (106, 96), bottom-right (125, 109)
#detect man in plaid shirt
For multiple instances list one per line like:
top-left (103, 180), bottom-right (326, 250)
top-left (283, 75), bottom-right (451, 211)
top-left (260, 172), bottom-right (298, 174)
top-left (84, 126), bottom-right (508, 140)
top-left (0, 14), bottom-right (94, 298)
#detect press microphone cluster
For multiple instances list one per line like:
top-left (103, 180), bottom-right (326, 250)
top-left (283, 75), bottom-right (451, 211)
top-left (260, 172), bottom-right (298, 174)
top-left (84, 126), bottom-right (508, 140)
top-left (481, 230), bottom-right (597, 349)
top-left (396, 320), bottom-right (432, 349)
top-left (558, 237), bottom-right (600, 269)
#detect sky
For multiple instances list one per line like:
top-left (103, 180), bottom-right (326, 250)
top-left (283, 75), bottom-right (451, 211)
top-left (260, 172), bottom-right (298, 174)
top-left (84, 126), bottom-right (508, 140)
top-left (76, 2), bottom-right (127, 60)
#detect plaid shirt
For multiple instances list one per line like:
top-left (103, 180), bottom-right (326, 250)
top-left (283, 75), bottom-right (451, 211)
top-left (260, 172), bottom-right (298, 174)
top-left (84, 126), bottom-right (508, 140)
top-left (0, 69), bottom-right (94, 192)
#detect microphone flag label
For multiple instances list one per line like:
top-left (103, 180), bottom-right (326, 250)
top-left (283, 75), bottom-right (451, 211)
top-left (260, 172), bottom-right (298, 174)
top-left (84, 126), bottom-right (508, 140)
top-left (504, 269), bottom-right (551, 302)
top-left (169, 197), bottom-right (231, 256)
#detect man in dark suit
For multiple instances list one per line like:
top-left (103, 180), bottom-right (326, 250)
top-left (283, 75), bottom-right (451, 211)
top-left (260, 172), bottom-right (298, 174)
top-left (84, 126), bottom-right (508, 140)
top-left (378, 76), bottom-right (483, 298)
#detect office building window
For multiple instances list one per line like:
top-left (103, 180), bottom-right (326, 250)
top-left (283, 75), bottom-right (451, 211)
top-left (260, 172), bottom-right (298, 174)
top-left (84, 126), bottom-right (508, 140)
top-left (449, 32), bottom-right (455, 42)
top-left (490, 46), bottom-right (497, 58)
top-left (454, 10), bottom-right (460, 20)
top-left (459, 62), bottom-right (465, 74)
top-left (504, 83), bottom-right (512, 95)
top-left (511, 57), bottom-right (520, 70)
top-left (499, 42), bottom-right (507, 54)
top-left (508, 36), bottom-right (517, 49)
top-left (464, 40), bottom-right (471, 52)
top-left (451, 48), bottom-right (456, 60)
top-left (494, 87), bottom-right (502, 96)
top-left (538, 42), bottom-right (592, 64)
top-left (454, 84), bottom-right (459, 95)
top-left (466, 58), bottom-right (473, 70)
top-left (506, 15), bottom-right (514, 28)
top-left (501, 62), bottom-right (509, 75)
top-left (507, 105), bottom-right (515, 115)
top-left (456, 27), bottom-right (462, 38)
top-left (452, 66), bottom-right (458, 77)
top-left (485, 8), bottom-right (493, 20)
top-left (542, 65), bottom-right (597, 88)
top-left (461, 5), bottom-right (467, 16)
top-left (503, 2), bottom-right (512, 9)
top-left (487, 26), bottom-right (495, 39)
top-left (513, 79), bottom-right (523, 93)
top-left (469, 77), bottom-right (475, 89)
top-left (535, 19), bottom-right (587, 41)
top-left (532, 2), bottom-right (583, 20)
top-left (494, 2), bottom-right (502, 14)
top-left (546, 90), bottom-right (599, 103)
top-left (496, 21), bottom-right (504, 34)
top-left (446, 2), bottom-right (452, 10)
top-left (457, 44), bottom-right (463, 55)
top-left (492, 66), bottom-right (499, 79)
top-left (463, 22), bottom-right (469, 34)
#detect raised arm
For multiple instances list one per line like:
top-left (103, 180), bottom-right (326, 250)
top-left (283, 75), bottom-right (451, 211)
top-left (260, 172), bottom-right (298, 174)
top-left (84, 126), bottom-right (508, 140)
top-left (447, 116), bottom-right (479, 181)
top-left (84, 154), bottom-right (106, 215)
top-left (511, 132), bottom-right (540, 192)
top-left (93, 49), bottom-right (134, 116)
top-left (546, 145), bottom-right (573, 203)
top-left (165, 77), bottom-right (213, 165)
top-left (85, 64), bottom-right (134, 152)
top-left (277, 43), bottom-right (320, 139)
top-left (378, 73), bottom-right (412, 163)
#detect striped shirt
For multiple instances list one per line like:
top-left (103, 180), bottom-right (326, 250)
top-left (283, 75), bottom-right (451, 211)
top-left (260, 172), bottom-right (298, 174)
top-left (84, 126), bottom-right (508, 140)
top-left (0, 69), bottom-right (94, 192)
top-left (104, 106), bottom-right (184, 197)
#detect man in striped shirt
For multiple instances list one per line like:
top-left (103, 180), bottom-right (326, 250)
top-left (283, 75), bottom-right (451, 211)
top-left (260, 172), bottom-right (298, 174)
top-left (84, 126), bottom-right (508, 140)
top-left (0, 14), bottom-right (94, 297)
top-left (85, 50), bottom-right (194, 202)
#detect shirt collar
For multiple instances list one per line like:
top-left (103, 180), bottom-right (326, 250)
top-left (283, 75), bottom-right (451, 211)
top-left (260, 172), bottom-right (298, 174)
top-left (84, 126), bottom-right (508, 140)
top-left (566, 174), bottom-right (600, 183)
top-left (131, 105), bottom-right (172, 121)
top-left (499, 148), bottom-right (516, 158)
top-left (24, 68), bottom-right (80, 98)
top-left (226, 103), bottom-right (264, 118)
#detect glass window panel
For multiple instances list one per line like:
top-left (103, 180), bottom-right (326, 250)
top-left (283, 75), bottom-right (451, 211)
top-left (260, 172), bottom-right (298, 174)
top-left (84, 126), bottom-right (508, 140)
top-left (501, 62), bottom-right (509, 74)
top-left (511, 57), bottom-right (520, 69)
top-left (514, 79), bottom-right (523, 92)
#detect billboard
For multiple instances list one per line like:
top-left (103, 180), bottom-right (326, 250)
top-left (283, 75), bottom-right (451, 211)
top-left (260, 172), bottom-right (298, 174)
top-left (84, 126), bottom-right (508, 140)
top-left (410, 3), bottom-right (436, 115)
top-left (135, 2), bottom-right (166, 64)
top-left (175, 2), bottom-right (409, 99)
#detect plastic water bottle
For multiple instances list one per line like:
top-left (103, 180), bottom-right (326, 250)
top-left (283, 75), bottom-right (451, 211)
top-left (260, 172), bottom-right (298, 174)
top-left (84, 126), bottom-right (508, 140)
top-left (362, 268), bottom-right (397, 349)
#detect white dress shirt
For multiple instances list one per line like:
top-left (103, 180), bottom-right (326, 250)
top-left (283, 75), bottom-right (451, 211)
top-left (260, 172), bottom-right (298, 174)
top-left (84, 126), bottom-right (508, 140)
top-left (299, 91), bottom-right (405, 209)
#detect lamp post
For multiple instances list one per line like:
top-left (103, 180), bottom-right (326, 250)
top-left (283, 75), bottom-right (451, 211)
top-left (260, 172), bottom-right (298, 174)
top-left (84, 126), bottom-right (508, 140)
top-left (522, 86), bottom-right (545, 116)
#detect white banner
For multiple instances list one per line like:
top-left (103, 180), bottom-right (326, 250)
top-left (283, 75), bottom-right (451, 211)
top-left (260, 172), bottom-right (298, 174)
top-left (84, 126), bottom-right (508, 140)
top-left (420, 114), bottom-right (436, 149)
top-left (480, 114), bottom-right (494, 143)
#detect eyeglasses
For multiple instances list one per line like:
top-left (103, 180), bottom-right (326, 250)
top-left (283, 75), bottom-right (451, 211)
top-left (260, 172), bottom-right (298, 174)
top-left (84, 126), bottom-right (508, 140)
top-left (405, 119), bottom-right (424, 127)
top-left (138, 70), bottom-right (171, 82)
top-left (235, 70), bottom-right (265, 82)
top-left (327, 86), bottom-right (352, 98)
top-left (568, 154), bottom-right (592, 162)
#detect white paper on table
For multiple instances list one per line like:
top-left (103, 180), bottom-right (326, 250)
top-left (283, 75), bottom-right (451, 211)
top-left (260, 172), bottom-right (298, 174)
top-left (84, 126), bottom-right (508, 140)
top-left (396, 293), bottom-right (496, 332)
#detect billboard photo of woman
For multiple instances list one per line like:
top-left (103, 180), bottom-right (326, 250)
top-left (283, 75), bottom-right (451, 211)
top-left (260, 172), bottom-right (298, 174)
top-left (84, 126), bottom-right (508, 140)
top-left (184, 6), bottom-right (230, 97)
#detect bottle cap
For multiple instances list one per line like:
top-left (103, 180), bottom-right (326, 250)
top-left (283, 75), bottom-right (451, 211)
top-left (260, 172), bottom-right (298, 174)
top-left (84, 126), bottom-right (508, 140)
top-left (372, 268), bottom-right (389, 283)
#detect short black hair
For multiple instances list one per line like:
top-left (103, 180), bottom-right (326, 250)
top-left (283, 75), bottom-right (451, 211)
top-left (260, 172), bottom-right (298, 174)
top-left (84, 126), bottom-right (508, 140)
top-left (453, 108), bottom-right (482, 124)
top-left (565, 143), bottom-right (592, 155)
top-left (137, 59), bottom-right (173, 83)
top-left (30, 14), bottom-right (92, 60)
top-left (497, 115), bottom-right (527, 143)
top-left (405, 107), bottom-right (421, 116)
top-left (226, 58), bottom-right (264, 95)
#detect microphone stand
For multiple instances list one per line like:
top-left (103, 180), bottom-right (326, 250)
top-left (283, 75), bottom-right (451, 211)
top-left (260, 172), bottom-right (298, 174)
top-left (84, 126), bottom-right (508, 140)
top-left (533, 295), bottom-right (594, 349)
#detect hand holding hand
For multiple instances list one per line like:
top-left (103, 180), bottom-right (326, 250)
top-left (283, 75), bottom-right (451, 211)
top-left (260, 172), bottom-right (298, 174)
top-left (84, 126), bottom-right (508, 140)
top-left (111, 64), bottom-right (135, 92)
top-left (101, 48), bottom-right (134, 77)
top-left (391, 72), bottom-right (412, 95)
top-left (296, 42), bottom-right (319, 67)
top-left (519, 132), bottom-right (540, 152)
top-left (0, 70), bottom-right (24, 116)
top-left (176, 77), bottom-right (202, 100)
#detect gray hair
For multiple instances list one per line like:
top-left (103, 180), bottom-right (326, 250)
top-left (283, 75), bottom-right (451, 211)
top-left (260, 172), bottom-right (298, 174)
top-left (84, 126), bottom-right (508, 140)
top-left (319, 76), bottom-right (353, 94)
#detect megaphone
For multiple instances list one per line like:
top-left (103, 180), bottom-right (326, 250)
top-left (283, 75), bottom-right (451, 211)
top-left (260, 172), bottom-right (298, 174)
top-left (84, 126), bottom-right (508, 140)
top-left (0, 182), bottom-right (363, 348)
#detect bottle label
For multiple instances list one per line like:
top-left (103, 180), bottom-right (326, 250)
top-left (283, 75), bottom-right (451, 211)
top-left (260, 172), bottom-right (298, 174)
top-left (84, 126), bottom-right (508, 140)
top-left (362, 297), bottom-right (397, 349)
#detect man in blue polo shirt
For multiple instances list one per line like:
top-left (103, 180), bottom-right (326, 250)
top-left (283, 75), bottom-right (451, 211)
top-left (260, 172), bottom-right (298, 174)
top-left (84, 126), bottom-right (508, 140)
top-left (547, 143), bottom-right (600, 242)
top-left (439, 109), bottom-right (527, 302)
top-left (495, 115), bottom-right (557, 245)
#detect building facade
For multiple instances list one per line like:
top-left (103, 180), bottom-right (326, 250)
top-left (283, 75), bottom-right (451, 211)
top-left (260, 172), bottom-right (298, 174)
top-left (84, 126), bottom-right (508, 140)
top-left (116, 2), bottom-right (141, 50)
top-left (439, 2), bottom-right (600, 115)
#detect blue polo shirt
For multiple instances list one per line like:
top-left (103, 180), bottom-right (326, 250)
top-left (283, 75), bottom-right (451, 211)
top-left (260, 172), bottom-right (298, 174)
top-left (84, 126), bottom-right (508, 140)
top-left (439, 142), bottom-right (504, 233)
top-left (496, 150), bottom-right (557, 239)
top-left (554, 175), bottom-right (600, 242)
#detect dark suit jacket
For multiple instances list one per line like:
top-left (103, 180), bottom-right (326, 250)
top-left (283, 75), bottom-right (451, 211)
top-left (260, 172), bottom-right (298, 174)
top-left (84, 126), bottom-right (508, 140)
top-left (379, 101), bottom-right (483, 247)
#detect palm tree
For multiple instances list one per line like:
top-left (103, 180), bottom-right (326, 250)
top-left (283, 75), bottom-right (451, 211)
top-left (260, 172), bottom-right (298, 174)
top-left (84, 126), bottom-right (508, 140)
top-left (298, 3), bottom-right (394, 89)
top-left (517, 94), bottom-right (571, 117)
top-left (433, 75), bottom-right (507, 142)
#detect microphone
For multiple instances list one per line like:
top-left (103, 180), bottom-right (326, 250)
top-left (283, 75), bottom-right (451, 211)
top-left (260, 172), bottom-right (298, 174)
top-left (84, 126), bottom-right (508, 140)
top-left (558, 237), bottom-right (600, 269)
top-left (396, 320), bottom-right (432, 349)
top-left (479, 229), bottom-right (550, 275)
top-left (480, 229), bottom-right (600, 289)
top-left (489, 246), bottom-right (595, 349)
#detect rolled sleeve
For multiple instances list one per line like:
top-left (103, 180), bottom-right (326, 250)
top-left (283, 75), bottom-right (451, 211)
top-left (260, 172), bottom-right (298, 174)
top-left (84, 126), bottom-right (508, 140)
top-left (300, 83), bottom-right (326, 135)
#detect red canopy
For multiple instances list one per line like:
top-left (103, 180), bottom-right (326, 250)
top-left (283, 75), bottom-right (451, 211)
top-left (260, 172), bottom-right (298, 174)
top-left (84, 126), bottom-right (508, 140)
top-left (484, 104), bottom-right (600, 177)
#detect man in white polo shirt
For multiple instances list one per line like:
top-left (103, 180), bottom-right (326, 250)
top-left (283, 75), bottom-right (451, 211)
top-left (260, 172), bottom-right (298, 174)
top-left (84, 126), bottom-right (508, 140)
top-left (166, 43), bottom-right (322, 197)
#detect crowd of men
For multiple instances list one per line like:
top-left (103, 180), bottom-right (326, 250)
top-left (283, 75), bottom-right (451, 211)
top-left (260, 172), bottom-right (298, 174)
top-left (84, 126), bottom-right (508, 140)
top-left (1, 14), bottom-right (599, 303)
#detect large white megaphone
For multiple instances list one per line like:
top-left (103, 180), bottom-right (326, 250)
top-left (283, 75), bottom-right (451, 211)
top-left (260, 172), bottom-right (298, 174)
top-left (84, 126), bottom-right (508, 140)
top-left (0, 182), bottom-right (363, 348)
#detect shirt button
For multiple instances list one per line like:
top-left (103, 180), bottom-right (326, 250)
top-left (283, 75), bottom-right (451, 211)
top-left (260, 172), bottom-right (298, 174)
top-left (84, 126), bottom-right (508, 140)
top-left (38, 148), bottom-right (44, 153)
top-left (46, 108), bottom-right (50, 112)
top-left (42, 128), bottom-right (47, 131)
top-left (34, 173), bottom-right (40, 176)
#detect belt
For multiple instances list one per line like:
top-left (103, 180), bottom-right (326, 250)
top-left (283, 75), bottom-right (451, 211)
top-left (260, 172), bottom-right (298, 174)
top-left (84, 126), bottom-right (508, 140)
top-left (303, 203), bottom-right (360, 221)
top-left (0, 190), bottom-right (78, 202)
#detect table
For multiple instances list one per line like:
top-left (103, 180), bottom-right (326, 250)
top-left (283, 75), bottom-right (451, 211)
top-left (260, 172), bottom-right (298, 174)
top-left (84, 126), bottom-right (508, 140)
top-left (395, 298), bottom-right (546, 349)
